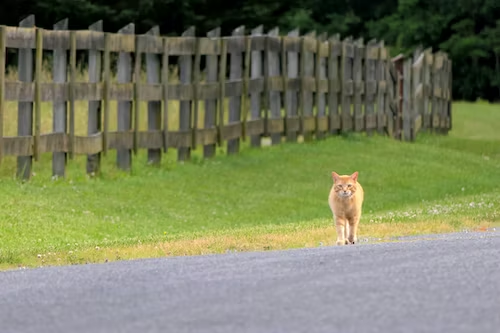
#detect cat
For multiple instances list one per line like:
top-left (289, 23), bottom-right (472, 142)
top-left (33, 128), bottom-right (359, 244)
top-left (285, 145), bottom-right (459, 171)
top-left (328, 171), bottom-right (364, 246)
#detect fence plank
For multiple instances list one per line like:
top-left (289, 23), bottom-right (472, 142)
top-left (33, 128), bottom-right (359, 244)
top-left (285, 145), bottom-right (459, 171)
top-left (203, 27), bottom-right (220, 158)
top-left (284, 29), bottom-right (299, 142)
top-left (438, 55), bottom-right (446, 132)
top-left (69, 31), bottom-right (77, 160)
top-left (341, 37), bottom-right (354, 132)
top-left (439, 54), bottom-right (448, 134)
top-left (376, 42), bottom-right (386, 135)
top-left (447, 58), bottom-right (452, 132)
top-left (392, 54), bottom-right (404, 139)
top-left (385, 48), bottom-right (396, 137)
top-left (52, 18), bottom-right (68, 177)
top-left (422, 48), bottom-right (433, 131)
top-left (442, 55), bottom-right (451, 133)
top-left (431, 53), bottom-right (441, 131)
top-left (249, 26), bottom-right (263, 147)
top-left (102, 33), bottom-right (111, 155)
top-left (402, 58), bottom-right (412, 141)
top-left (191, 34), bottom-right (202, 150)
top-left (267, 27), bottom-right (282, 145)
top-left (133, 33), bottom-right (141, 155)
top-left (227, 26), bottom-right (245, 154)
top-left (301, 31), bottom-right (316, 140)
top-left (412, 50), bottom-right (424, 138)
top-left (17, 15), bottom-right (35, 180)
top-left (328, 34), bottom-right (341, 134)
top-left (217, 38), bottom-right (228, 147)
top-left (315, 33), bottom-right (327, 139)
top-left (242, 31), bottom-right (251, 142)
top-left (353, 38), bottom-right (364, 132)
top-left (116, 23), bottom-right (134, 170)
top-left (87, 20), bottom-right (103, 175)
top-left (161, 37), bottom-right (170, 153)
top-left (178, 26), bottom-right (195, 161)
top-left (33, 28), bottom-right (43, 163)
top-left (280, 33), bottom-right (288, 143)
top-left (365, 40), bottom-right (377, 135)
top-left (145, 26), bottom-right (162, 165)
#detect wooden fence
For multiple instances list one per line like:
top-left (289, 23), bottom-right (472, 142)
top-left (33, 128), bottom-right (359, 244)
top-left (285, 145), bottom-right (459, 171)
top-left (396, 48), bottom-right (452, 141)
top-left (0, 15), bottom-right (452, 179)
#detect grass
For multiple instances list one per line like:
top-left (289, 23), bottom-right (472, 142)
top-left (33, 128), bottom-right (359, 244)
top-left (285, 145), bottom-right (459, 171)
top-left (0, 100), bottom-right (499, 270)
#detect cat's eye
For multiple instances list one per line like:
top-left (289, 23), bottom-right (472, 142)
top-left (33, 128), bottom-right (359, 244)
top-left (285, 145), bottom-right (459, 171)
top-left (347, 184), bottom-right (352, 188)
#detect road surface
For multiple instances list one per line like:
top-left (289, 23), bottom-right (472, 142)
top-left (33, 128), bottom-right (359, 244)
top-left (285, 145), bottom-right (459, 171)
top-left (1, 230), bottom-right (499, 333)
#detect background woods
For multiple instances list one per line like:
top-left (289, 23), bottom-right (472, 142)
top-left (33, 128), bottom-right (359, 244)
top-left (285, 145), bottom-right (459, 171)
top-left (0, 0), bottom-right (497, 102)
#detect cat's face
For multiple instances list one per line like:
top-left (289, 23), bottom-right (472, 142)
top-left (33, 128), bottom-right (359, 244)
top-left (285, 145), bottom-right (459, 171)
top-left (332, 171), bottom-right (359, 198)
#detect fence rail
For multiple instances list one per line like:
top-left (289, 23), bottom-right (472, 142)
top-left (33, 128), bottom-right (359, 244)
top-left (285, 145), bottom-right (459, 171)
top-left (0, 15), bottom-right (452, 179)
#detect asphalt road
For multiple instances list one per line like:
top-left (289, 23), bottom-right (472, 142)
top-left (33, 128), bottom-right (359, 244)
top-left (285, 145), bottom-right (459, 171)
top-left (1, 231), bottom-right (499, 333)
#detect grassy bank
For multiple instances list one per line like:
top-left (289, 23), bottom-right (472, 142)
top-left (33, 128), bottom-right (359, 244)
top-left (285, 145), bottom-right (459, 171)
top-left (0, 101), bottom-right (499, 270)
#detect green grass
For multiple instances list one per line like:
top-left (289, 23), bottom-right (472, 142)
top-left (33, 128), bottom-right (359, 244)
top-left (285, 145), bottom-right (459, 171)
top-left (448, 100), bottom-right (498, 140)
top-left (0, 101), bottom-right (499, 269)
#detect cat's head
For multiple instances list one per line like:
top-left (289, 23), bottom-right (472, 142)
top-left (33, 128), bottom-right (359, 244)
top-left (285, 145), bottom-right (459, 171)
top-left (332, 171), bottom-right (359, 198)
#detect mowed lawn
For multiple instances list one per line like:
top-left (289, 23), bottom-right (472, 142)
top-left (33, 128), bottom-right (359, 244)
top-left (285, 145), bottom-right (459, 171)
top-left (0, 101), bottom-right (499, 269)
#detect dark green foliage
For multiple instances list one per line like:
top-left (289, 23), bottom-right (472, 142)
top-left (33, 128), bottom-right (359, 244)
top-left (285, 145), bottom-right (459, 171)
top-left (370, 0), bottom-right (500, 101)
top-left (0, 0), bottom-right (498, 101)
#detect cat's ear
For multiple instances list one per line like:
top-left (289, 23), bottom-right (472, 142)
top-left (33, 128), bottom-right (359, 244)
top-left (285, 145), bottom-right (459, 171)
top-left (351, 171), bottom-right (359, 182)
top-left (332, 171), bottom-right (340, 182)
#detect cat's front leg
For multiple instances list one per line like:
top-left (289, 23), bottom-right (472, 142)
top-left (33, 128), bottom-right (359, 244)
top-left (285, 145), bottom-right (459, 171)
top-left (347, 216), bottom-right (360, 244)
top-left (344, 223), bottom-right (350, 245)
top-left (335, 217), bottom-right (348, 246)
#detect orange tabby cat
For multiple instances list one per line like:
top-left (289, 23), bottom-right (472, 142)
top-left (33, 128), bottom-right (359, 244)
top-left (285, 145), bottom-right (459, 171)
top-left (328, 171), bottom-right (364, 245)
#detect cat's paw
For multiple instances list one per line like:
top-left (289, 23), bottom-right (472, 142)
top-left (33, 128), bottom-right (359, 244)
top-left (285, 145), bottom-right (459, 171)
top-left (336, 240), bottom-right (346, 246)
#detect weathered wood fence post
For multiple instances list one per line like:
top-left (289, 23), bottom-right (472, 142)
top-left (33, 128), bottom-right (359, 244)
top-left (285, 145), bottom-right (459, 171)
top-left (116, 23), bottom-right (134, 170)
top-left (52, 18), bottom-right (68, 177)
top-left (315, 33), bottom-right (328, 140)
top-left (249, 25), bottom-right (263, 148)
top-left (227, 26), bottom-right (245, 154)
top-left (328, 34), bottom-right (341, 135)
top-left (364, 40), bottom-right (377, 135)
top-left (145, 26), bottom-right (162, 165)
top-left (17, 15), bottom-right (35, 180)
top-left (284, 29), bottom-right (300, 142)
top-left (340, 37), bottom-right (354, 133)
top-left (353, 38), bottom-right (364, 132)
top-left (178, 26), bottom-right (195, 161)
top-left (203, 27), bottom-right (220, 158)
top-left (87, 20), bottom-right (103, 175)
top-left (266, 27), bottom-right (282, 145)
